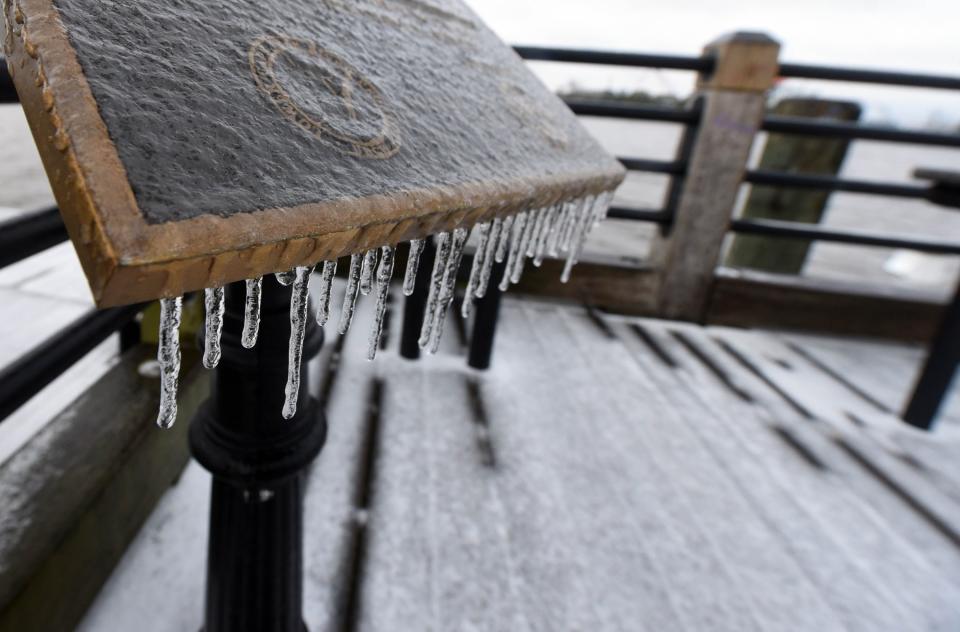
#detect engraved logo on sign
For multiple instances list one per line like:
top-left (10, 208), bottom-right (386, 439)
top-left (249, 36), bottom-right (401, 159)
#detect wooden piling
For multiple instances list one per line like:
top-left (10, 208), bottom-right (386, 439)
top-left (725, 98), bottom-right (862, 273)
top-left (651, 32), bottom-right (781, 321)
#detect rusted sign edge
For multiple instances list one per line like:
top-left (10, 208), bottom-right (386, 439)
top-left (5, 0), bottom-right (624, 307)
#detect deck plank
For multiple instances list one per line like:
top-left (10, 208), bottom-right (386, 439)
top-left (549, 307), bottom-right (830, 632)
top-left (650, 323), bottom-right (960, 629)
top-left (779, 331), bottom-right (960, 427)
top-left (706, 328), bottom-right (960, 533)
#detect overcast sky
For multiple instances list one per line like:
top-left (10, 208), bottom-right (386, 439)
top-left (468, 0), bottom-right (960, 127)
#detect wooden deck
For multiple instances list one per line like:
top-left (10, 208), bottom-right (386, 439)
top-left (67, 279), bottom-right (960, 632)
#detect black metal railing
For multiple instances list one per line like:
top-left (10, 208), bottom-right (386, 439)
top-left (563, 97), bottom-right (701, 124)
top-left (518, 44), bottom-right (960, 430)
top-left (742, 171), bottom-right (929, 200)
top-left (0, 303), bottom-right (144, 422)
top-left (729, 219), bottom-right (960, 256)
top-left (761, 115), bottom-right (960, 148)
top-left (0, 207), bottom-right (69, 268)
top-left (519, 45), bottom-right (960, 255)
top-left (514, 45), bottom-right (713, 73)
top-left (515, 44), bottom-right (960, 91)
top-left (0, 61), bottom-right (141, 425)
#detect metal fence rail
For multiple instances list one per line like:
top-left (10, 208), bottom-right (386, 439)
top-left (0, 207), bottom-right (68, 268)
top-left (761, 115), bottom-right (960, 148)
top-left (522, 45), bottom-right (960, 261)
top-left (562, 97), bottom-right (701, 124)
top-left (0, 61), bottom-right (144, 425)
top-left (514, 45), bottom-right (960, 91)
top-left (0, 303), bottom-right (144, 422)
top-left (729, 218), bottom-right (960, 256)
top-left (513, 45), bottom-right (712, 73)
top-left (743, 171), bottom-right (931, 200)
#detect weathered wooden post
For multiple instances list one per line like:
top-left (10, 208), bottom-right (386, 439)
top-left (725, 98), bottom-right (861, 272)
top-left (651, 32), bottom-right (781, 321)
top-left (4, 0), bottom-right (624, 628)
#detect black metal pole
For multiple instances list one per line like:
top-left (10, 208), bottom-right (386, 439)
top-left (467, 260), bottom-right (507, 370)
top-left (903, 282), bottom-right (960, 430)
top-left (189, 275), bottom-right (326, 632)
top-left (399, 239), bottom-right (437, 360)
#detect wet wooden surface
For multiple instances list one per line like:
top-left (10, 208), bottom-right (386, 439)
top-left (75, 281), bottom-right (960, 632)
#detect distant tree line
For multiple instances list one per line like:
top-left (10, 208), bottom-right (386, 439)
top-left (559, 85), bottom-right (960, 132)
top-left (557, 87), bottom-right (683, 108)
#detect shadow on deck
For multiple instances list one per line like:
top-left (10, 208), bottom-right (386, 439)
top-left (78, 284), bottom-right (960, 632)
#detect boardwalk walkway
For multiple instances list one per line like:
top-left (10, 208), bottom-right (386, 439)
top-left (75, 282), bottom-right (960, 632)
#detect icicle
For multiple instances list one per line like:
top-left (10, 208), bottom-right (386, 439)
top-left (360, 248), bottom-right (377, 295)
top-left (548, 202), bottom-right (570, 256)
top-left (559, 200), bottom-right (583, 252)
top-left (593, 190), bottom-right (613, 226)
top-left (418, 231), bottom-right (452, 348)
top-left (499, 212), bottom-right (527, 292)
top-left (156, 297), bottom-right (182, 429)
top-left (494, 214), bottom-right (514, 263)
top-left (429, 227), bottom-right (469, 353)
top-left (338, 253), bottom-right (363, 335)
top-left (534, 204), bottom-right (559, 266)
top-left (282, 266), bottom-right (312, 419)
top-left (510, 210), bottom-right (538, 284)
top-left (475, 217), bottom-right (502, 299)
top-left (242, 277), bottom-right (262, 349)
top-left (367, 245), bottom-right (396, 360)
top-left (403, 239), bottom-right (425, 296)
top-left (275, 270), bottom-right (296, 286)
top-left (203, 287), bottom-right (225, 369)
top-left (525, 208), bottom-right (547, 258)
top-left (461, 221), bottom-right (491, 318)
top-left (315, 260), bottom-right (337, 326)
top-left (561, 197), bottom-right (595, 283)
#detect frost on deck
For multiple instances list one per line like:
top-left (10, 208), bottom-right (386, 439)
top-left (154, 193), bottom-right (612, 427)
top-left (83, 292), bottom-right (960, 632)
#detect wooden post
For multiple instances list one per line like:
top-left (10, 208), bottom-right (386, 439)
top-left (725, 98), bottom-right (861, 273)
top-left (652, 32), bottom-right (780, 321)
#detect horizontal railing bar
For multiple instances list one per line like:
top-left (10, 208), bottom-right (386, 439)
top-left (606, 206), bottom-right (672, 223)
top-left (617, 157), bottom-right (687, 175)
top-left (730, 218), bottom-right (960, 255)
top-left (0, 62), bottom-right (16, 103)
top-left (514, 45), bottom-right (713, 73)
top-left (778, 62), bottom-right (960, 91)
top-left (514, 46), bottom-right (960, 91)
top-left (0, 303), bottom-right (146, 423)
top-left (744, 170), bottom-right (930, 199)
top-left (762, 115), bottom-right (960, 148)
top-left (563, 97), bottom-right (700, 124)
top-left (0, 207), bottom-right (68, 268)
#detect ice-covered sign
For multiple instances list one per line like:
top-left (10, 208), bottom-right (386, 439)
top-left (5, 0), bottom-right (623, 306)
top-left (5, 0), bottom-right (624, 424)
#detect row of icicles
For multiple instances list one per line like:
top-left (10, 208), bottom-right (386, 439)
top-left (155, 191), bottom-right (613, 429)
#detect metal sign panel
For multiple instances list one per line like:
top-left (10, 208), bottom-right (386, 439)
top-left (4, 0), bottom-right (623, 306)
